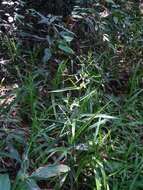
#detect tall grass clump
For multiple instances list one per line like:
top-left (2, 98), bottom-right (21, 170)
top-left (0, 0), bottom-right (143, 189)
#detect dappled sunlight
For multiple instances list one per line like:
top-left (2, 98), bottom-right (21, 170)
top-left (0, 1), bottom-right (143, 189)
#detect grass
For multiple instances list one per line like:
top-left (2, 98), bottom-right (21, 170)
top-left (0, 1), bottom-right (143, 189)
top-left (1, 41), bottom-right (143, 189)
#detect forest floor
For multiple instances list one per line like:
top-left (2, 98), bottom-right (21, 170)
top-left (0, 1), bottom-right (143, 190)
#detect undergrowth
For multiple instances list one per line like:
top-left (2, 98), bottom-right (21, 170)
top-left (0, 0), bottom-right (143, 190)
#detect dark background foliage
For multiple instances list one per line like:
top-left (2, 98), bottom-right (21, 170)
top-left (0, 1), bottom-right (143, 190)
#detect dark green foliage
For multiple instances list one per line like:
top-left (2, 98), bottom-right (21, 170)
top-left (25, 0), bottom-right (75, 16)
top-left (0, 1), bottom-right (143, 190)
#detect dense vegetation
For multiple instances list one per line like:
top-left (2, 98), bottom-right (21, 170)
top-left (0, 0), bottom-right (143, 189)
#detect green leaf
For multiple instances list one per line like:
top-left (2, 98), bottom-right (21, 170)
top-left (0, 174), bottom-right (11, 190)
top-left (49, 86), bottom-right (81, 93)
top-left (105, 0), bottom-right (115, 3)
top-left (113, 16), bottom-right (118, 24)
top-left (58, 40), bottom-right (74, 54)
top-left (43, 48), bottom-right (52, 63)
top-left (26, 179), bottom-right (41, 190)
top-left (30, 164), bottom-right (70, 180)
top-left (60, 31), bottom-right (74, 42)
top-left (8, 145), bottom-right (21, 162)
top-left (0, 151), bottom-right (21, 162)
top-left (58, 44), bottom-right (74, 54)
